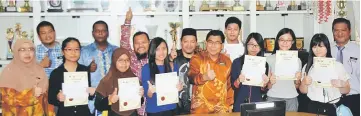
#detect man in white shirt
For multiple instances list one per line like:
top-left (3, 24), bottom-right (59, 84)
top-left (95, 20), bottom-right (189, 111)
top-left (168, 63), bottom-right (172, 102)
top-left (331, 18), bottom-right (360, 116)
top-left (223, 17), bottom-right (245, 62)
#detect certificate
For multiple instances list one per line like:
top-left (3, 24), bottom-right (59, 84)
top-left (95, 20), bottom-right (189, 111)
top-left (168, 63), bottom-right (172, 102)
top-left (64, 72), bottom-right (88, 84)
top-left (312, 57), bottom-right (337, 88)
top-left (155, 72), bottom-right (179, 106)
top-left (242, 55), bottom-right (266, 87)
top-left (275, 50), bottom-right (299, 80)
top-left (62, 83), bottom-right (88, 107)
top-left (118, 77), bottom-right (141, 112)
top-left (224, 44), bottom-right (244, 61)
top-left (63, 72), bottom-right (89, 107)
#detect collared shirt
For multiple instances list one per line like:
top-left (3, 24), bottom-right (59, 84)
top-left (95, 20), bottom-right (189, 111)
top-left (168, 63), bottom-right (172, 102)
top-left (223, 40), bottom-right (245, 62)
top-left (120, 21), bottom-right (148, 80)
top-left (301, 62), bottom-right (350, 103)
top-left (78, 42), bottom-right (118, 87)
top-left (35, 42), bottom-right (63, 77)
top-left (331, 41), bottom-right (360, 95)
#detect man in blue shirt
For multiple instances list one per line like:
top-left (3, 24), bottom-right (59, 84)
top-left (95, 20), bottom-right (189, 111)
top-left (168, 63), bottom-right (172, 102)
top-left (79, 20), bottom-right (118, 115)
top-left (35, 21), bottom-right (63, 77)
top-left (331, 18), bottom-right (360, 116)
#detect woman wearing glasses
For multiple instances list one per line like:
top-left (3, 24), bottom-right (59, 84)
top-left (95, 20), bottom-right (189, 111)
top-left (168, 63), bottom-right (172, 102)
top-left (48, 37), bottom-right (95, 115)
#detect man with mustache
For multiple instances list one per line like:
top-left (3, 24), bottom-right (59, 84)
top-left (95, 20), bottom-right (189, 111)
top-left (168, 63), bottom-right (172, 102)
top-left (120, 8), bottom-right (150, 116)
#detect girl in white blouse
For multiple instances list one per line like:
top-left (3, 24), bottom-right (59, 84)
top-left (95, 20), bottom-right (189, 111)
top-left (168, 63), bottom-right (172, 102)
top-left (300, 33), bottom-right (350, 116)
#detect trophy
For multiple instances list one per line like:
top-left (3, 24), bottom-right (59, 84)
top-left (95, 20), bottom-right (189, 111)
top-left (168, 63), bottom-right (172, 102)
top-left (232, 0), bottom-right (244, 11)
top-left (6, 28), bottom-right (14, 59)
top-left (47, 0), bottom-right (63, 12)
top-left (296, 37), bottom-right (304, 51)
top-left (67, 0), bottom-right (98, 12)
top-left (275, 0), bottom-right (287, 11)
top-left (210, 0), bottom-right (232, 11)
top-left (288, 0), bottom-right (298, 11)
top-left (189, 0), bottom-right (195, 12)
top-left (19, 0), bottom-right (32, 12)
top-left (256, 0), bottom-right (264, 11)
top-left (5, 0), bottom-right (17, 12)
top-left (145, 25), bottom-right (158, 40)
top-left (300, 1), bottom-right (307, 10)
top-left (199, 0), bottom-right (210, 11)
top-left (0, 1), bottom-right (4, 12)
top-left (101, 0), bottom-right (110, 12)
top-left (29, 30), bottom-right (34, 43)
top-left (140, 0), bottom-right (161, 12)
top-left (264, 0), bottom-right (273, 11)
top-left (169, 22), bottom-right (181, 47)
top-left (164, 0), bottom-right (178, 12)
top-left (336, 0), bottom-right (347, 18)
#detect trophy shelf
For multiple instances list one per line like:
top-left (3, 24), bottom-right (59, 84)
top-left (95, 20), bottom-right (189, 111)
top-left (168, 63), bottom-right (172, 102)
top-left (40, 12), bottom-right (112, 16)
top-left (189, 11), bottom-right (250, 15)
top-left (0, 13), bottom-right (34, 17)
top-left (116, 12), bottom-right (183, 16)
top-left (255, 10), bottom-right (313, 15)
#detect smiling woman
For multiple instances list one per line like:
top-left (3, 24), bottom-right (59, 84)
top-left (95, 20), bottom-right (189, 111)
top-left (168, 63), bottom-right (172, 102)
top-left (0, 39), bottom-right (55, 116)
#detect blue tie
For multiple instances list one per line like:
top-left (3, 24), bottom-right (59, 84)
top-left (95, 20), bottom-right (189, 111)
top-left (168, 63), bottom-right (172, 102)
top-left (336, 46), bottom-right (345, 64)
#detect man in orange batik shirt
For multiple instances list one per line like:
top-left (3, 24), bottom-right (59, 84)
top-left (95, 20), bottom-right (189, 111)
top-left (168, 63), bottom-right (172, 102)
top-left (188, 30), bottom-right (234, 114)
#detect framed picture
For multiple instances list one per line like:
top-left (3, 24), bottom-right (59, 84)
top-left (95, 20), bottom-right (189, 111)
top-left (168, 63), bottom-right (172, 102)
top-left (196, 29), bottom-right (212, 51)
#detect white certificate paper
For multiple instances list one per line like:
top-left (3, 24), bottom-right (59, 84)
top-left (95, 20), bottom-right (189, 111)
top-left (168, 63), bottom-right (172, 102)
top-left (155, 72), bottom-right (179, 106)
top-left (275, 50), bottom-right (299, 80)
top-left (224, 44), bottom-right (243, 61)
top-left (118, 77), bottom-right (141, 111)
top-left (312, 57), bottom-right (338, 88)
top-left (62, 83), bottom-right (88, 107)
top-left (63, 72), bottom-right (89, 107)
top-left (242, 55), bottom-right (266, 87)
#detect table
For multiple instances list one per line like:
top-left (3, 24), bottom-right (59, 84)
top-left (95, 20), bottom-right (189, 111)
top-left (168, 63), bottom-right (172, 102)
top-left (181, 112), bottom-right (324, 116)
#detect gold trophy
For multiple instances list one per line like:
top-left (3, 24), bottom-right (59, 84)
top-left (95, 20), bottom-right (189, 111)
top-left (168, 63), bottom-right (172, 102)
top-left (20, 0), bottom-right (32, 12)
top-left (0, 1), bottom-right (4, 12)
top-left (21, 31), bottom-right (28, 40)
top-left (189, 0), bottom-right (195, 12)
top-left (288, 0), bottom-right (298, 11)
top-left (6, 28), bottom-right (14, 59)
top-left (232, 0), bottom-right (244, 11)
top-left (169, 22), bottom-right (181, 47)
top-left (264, 0), bottom-right (273, 11)
top-left (199, 0), bottom-right (210, 11)
top-left (210, 0), bottom-right (231, 11)
top-left (5, 0), bottom-right (17, 12)
top-left (15, 23), bottom-right (22, 40)
top-left (336, 0), bottom-right (347, 18)
top-left (256, 0), bottom-right (264, 11)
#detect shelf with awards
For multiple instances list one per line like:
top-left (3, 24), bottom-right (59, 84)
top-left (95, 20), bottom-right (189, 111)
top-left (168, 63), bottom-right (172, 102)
top-left (189, 11), bottom-right (250, 15)
top-left (40, 12), bottom-right (112, 16)
top-left (117, 12), bottom-right (183, 16)
top-left (0, 13), bottom-right (34, 17)
top-left (255, 10), bottom-right (313, 15)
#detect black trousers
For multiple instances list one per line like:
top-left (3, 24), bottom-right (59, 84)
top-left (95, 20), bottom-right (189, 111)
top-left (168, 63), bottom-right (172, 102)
top-left (147, 110), bottom-right (175, 116)
top-left (307, 101), bottom-right (337, 116)
top-left (342, 94), bottom-right (360, 116)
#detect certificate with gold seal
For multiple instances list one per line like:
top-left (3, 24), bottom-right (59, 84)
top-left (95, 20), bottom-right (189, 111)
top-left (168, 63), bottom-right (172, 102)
top-left (118, 77), bottom-right (141, 111)
top-left (312, 57), bottom-right (337, 88)
top-left (155, 72), bottom-right (179, 106)
top-left (63, 72), bottom-right (88, 107)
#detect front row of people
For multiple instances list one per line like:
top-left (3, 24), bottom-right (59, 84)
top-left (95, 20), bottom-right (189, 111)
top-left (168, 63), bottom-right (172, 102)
top-left (0, 30), bottom-right (351, 116)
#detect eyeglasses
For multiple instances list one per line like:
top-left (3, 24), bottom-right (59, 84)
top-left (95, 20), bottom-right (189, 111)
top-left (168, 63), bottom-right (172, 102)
top-left (117, 59), bottom-right (130, 63)
top-left (247, 44), bottom-right (260, 48)
top-left (278, 39), bottom-right (294, 44)
top-left (64, 48), bottom-right (80, 52)
top-left (18, 48), bottom-right (35, 52)
top-left (207, 40), bottom-right (222, 46)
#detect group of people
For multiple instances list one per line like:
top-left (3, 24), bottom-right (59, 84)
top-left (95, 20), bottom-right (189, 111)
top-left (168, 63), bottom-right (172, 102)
top-left (0, 8), bottom-right (359, 116)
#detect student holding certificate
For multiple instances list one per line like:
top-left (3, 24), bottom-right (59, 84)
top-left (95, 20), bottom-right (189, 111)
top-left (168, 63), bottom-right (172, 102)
top-left (230, 33), bottom-right (270, 112)
top-left (300, 34), bottom-right (350, 116)
top-left (95, 47), bottom-right (144, 116)
top-left (141, 37), bottom-right (183, 116)
top-left (48, 37), bottom-right (95, 115)
top-left (0, 39), bottom-right (55, 116)
top-left (266, 28), bottom-right (302, 111)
